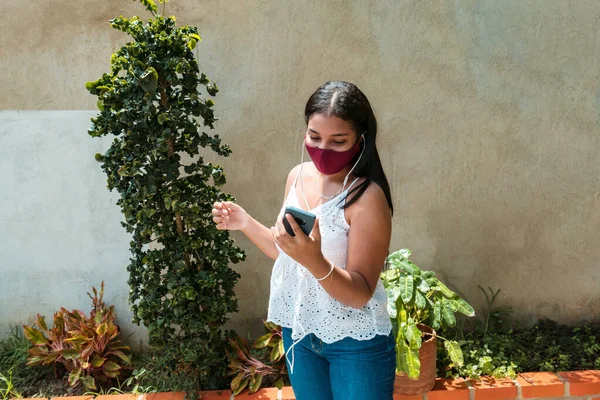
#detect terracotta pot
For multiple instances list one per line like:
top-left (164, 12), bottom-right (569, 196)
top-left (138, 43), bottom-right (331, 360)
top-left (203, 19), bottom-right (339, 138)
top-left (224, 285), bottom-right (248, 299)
top-left (394, 324), bottom-right (437, 396)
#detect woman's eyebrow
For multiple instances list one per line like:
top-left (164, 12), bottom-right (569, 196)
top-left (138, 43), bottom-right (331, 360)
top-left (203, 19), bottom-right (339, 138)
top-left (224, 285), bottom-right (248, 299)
top-left (308, 129), bottom-right (349, 137)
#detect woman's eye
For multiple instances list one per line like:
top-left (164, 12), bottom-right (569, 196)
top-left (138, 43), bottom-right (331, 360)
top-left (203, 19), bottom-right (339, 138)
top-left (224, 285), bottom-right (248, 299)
top-left (308, 136), bottom-right (345, 145)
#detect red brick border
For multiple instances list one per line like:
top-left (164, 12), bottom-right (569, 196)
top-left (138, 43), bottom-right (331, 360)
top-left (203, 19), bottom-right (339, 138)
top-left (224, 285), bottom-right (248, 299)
top-left (13, 369), bottom-right (600, 400)
top-left (199, 370), bottom-right (600, 399)
top-left (558, 370), bottom-right (600, 396)
top-left (517, 371), bottom-right (565, 398)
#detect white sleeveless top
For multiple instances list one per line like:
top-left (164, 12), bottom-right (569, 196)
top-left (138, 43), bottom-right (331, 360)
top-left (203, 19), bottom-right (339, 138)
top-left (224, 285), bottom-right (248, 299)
top-left (267, 175), bottom-right (392, 343)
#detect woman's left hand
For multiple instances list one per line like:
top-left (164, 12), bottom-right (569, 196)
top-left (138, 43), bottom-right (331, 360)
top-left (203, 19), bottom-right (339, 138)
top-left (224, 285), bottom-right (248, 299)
top-left (271, 214), bottom-right (325, 270)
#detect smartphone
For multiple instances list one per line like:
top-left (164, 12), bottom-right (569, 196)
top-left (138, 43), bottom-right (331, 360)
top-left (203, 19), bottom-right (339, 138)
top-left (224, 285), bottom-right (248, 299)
top-left (282, 206), bottom-right (316, 237)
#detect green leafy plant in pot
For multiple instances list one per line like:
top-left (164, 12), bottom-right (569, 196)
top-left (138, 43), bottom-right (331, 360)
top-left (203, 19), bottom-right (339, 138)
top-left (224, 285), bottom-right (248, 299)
top-left (381, 249), bottom-right (475, 395)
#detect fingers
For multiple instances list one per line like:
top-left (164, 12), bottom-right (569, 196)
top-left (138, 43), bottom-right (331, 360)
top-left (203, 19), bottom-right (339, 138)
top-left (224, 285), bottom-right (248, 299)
top-left (212, 202), bottom-right (231, 230)
top-left (213, 214), bottom-right (226, 229)
top-left (213, 202), bottom-right (236, 213)
top-left (211, 207), bottom-right (224, 218)
top-left (285, 214), bottom-right (303, 237)
top-left (275, 218), bottom-right (287, 238)
top-left (271, 226), bottom-right (282, 248)
top-left (311, 218), bottom-right (321, 240)
top-left (222, 201), bottom-right (237, 211)
top-left (272, 218), bottom-right (292, 249)
top-left (212, 209), bottom-right (225, 218)
top-left (212, 203), bottom-right (223, 218)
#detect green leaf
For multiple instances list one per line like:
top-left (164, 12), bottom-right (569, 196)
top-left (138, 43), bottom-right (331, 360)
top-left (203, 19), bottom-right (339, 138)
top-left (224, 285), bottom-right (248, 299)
top-left (416, 278), bottom-right (430, 293)
top-left (381, 269), bottom-right (399, 286)
top-left (23, 325), bottom-right (48, 346)
top-left (398, 248), bottom-right (412, 259)
top-left (399, 275), bottom-right (414, 304)
top-left (26, 356), bottom-right (46, 366)
top-left (270, 343), bottom-right (280, 362)
top-left (388, 249), bottom-right (411, 263)
top-left (61, 349), bottom-right (80, 360)
top-left (278, 338), bottom-right (284, 360)
top-left (396, 338), bottom-right (420, 379)
top-left (248, 374), bottom-right (263, 393)
top-left (425, 277), bottom-right (438, 287)
top-left (442, 298), bottom-right (456, 327)
top-left (253, 332), bottom-right (273, 349)
top-left (139, 67), bottom-right (158, 93)
top-left (35, 314), bottom-right (48, 331)
top-left (403, 322), bottom-right (422, 348)
top-left (189, 33), bottom-right (201, 41)
top-left (102, 361), bottom-right (121, 373)
top-left (399, 307), bottom-right (408, 324)
top-left (422, 271), bottom-right (435, 279)
top-left (68, 369), bottom-right (82, 387)
top-left (396, 338), bottom-right (409, 371)
top-left (140, 0), bottom-right (158, 13)
top-left (96, 322), bottom-right (108, 335)
top-left (103, 370), bottom-right (120, 378)
top-left (436, 281), bottom-right (456, 298)
top-left (28, 350), bottom-right (53, 366)
top-left (444, 340), bottom-right (464, 366)
top-left (415, 290), bottom-right (427, 310)
top-left (451, 297), bottom-right (475, 317)
top-left (432, 300), bottom-right (442, 330)
top-left (230, 372), bottom-right (243, 391)
top-left (397, 259), bottom-right (421, 275)
top-left (91, 355), bottom-right (105, 368)
top-left (231, 373), bottom-right (249, 395)
top-left (112, 350), bottom-right (132, 365)
top-left (274, 376), bottom-right (285, 390)
top-left (386, 287), bottom-right (399, 317)
top-left (82, 375), bottom-right (97, 390)
top-left (157, 113), bottom-right (168, 125)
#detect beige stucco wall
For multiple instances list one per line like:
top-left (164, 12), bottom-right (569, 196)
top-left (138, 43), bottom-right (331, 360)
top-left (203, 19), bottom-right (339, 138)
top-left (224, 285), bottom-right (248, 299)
top-left (1, 0), bottom-right (599, 340)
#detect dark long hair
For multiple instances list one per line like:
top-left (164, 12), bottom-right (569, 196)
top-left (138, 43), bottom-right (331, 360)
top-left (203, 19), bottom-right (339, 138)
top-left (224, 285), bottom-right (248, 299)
top-left (304, 81), bottom-right (394, 214)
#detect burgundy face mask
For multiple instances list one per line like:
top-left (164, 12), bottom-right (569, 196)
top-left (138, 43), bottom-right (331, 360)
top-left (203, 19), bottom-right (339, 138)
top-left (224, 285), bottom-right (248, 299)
top-left (305, 137), bottom-right (362, 175)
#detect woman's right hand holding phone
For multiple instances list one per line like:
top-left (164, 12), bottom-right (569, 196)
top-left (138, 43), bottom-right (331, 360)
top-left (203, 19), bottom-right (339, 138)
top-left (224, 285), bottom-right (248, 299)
top-left (212, 201), bottom-right (249, 231)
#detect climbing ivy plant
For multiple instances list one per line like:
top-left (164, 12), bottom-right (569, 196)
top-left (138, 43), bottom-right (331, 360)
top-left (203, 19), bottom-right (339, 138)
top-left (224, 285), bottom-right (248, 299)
top-left (85, 0), bottom-right (245, 391)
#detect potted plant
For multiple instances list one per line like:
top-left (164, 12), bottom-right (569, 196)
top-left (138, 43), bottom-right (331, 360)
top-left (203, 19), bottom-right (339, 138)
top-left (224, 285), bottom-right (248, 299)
top-left (381, 249), bottom-right (475, 395)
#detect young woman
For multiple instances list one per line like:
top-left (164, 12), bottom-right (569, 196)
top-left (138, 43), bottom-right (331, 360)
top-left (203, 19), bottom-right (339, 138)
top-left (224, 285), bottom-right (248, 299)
top-left (212, 81), bottom-right (395, 400)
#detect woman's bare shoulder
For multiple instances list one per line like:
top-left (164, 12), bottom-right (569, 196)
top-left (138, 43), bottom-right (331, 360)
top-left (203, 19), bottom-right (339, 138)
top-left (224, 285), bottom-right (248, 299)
top-left (346, 180), bottom-right (391, 221)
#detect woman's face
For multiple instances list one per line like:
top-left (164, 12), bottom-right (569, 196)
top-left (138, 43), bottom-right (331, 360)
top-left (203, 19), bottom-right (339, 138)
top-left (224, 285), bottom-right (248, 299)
top-left (306, 113), bottom-right (359, 152)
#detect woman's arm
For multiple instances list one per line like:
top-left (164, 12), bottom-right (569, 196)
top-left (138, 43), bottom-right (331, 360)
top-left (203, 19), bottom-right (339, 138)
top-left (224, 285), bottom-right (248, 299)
top-left (239, 215), bottom-right (279, 260)
top-left (213, 165), bottom-right (301, 261)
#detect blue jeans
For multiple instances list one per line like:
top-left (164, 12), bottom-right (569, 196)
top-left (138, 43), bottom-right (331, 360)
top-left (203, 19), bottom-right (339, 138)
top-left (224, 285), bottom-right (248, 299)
top-left (282, 327), bottom-right (396, 400)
